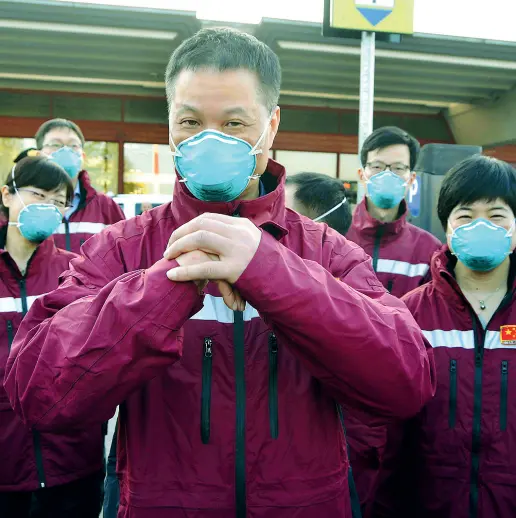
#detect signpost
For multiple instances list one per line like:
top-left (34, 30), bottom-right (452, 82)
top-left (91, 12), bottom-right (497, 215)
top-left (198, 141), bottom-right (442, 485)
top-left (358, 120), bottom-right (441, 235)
top-left (323, 0), bottom-right (414, 202)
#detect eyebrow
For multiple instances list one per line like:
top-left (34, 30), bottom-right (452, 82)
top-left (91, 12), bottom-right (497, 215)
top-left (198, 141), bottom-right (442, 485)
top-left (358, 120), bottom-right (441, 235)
top-left (174, 105), bottom-right (253, 119)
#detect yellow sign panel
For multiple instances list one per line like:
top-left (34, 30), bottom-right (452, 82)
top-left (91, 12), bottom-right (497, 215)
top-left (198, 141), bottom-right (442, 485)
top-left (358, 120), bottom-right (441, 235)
top-left (331, 0), bottom-right (414, 35)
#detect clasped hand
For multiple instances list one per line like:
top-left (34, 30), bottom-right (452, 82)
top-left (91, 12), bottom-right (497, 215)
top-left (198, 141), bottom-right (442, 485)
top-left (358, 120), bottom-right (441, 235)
top-left (163, 214), bottom-right (262, 311)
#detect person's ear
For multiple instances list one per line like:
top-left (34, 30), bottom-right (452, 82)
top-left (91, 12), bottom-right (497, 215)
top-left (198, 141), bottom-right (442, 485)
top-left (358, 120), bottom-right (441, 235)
top-left (1, 186), bottom-right (12, 209)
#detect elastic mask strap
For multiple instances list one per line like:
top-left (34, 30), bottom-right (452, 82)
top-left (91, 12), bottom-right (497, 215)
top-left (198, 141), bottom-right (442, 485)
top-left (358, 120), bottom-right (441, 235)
top-left (250, 110), bottom-right (276, 156)
top-left (314, 197), bottom-right (347, 222)
top-left (11, 165), bottom-right (27, 209)
top-left (169, 134), bottom-right (181, 158)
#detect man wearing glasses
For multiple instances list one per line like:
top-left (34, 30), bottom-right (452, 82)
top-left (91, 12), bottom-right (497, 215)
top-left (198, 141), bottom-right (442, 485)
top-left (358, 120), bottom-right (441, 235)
top-left (35, 118), bottom-right (125, 253)
top-left (347, 126), bottom-right (441, 298)
top-left (344, 126), bottom-right (441, 515)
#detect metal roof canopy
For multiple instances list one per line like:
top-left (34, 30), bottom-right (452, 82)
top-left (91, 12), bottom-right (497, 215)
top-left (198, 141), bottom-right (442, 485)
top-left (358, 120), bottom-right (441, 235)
top-left (1, 0), bottom-right (516, 115)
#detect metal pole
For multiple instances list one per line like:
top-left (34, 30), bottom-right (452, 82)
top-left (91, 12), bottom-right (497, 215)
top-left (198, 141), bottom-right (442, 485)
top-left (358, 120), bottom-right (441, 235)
top-left (357, 30), bottom-right (376, 203)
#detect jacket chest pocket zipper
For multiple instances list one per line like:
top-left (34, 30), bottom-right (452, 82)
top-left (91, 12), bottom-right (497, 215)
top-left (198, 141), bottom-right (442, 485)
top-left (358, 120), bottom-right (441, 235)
top-left (268, 333), bottom-right (279, 439)
top-left (500, 360), bottom-right (508, 431)
top-left (449, 359), bottom-right (457, 429)
top-left (6, 320), bottom-right (14, 352)
top-left (201, 338), bottom-right (213, 444)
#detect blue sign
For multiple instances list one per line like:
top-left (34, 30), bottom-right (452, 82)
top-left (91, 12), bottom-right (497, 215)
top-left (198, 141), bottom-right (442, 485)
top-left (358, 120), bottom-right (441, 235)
top-left (407, 174), bottom-right (421, 217)
top-left (355, 0), bottom-right (395, 27)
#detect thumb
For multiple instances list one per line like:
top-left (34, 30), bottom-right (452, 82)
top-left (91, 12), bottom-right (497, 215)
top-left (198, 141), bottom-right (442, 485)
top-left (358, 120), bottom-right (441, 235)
top-left (216, 280), bottom-right (246, 312)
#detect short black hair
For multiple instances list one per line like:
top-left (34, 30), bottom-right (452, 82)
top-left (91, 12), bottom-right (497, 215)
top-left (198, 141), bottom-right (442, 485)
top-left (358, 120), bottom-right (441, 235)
top-left (437, 155), bottom-right (516, 230)
top-left (360, 126), bottom-right (420, 170)
top-left (165, 27), bottom-right (281, 113)
top-left (1, 156), bottom-right (74, 217)
top-left (286, 172), bottom-right (352, 235)
top-left (35, 118), bottom-right (85, 149)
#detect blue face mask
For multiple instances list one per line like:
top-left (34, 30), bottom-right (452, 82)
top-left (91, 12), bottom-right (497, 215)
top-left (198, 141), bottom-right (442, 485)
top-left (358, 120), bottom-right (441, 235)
top-left (49, 146), bottom-right (82, 179)
top-left (366, 170), bottom-right (407, 210)
top-left (449, 218), bottom-right (514, 272)
top-left (8, 166), bottom-right (63, 243)
top-left (171, 124), bottom-right (270, 202)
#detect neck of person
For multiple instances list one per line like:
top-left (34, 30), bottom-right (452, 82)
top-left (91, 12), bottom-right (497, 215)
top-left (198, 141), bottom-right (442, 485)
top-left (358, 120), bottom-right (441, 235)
top-left (455, 257), bottom-right (510, 297)
top-left (366, 197), bottom-right (401, 223)
top-left (237, 177), bottom-right (261, 201)
top-left (5, 225), bottom-right (38, 275)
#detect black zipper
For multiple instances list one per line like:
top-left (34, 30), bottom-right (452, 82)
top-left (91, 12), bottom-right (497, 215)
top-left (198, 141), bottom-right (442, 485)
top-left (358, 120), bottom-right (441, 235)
top-left (372, 226), bottom-right (385, 272)
top-left (386, 279), bottom-right (394, 293)
top-left (268, 333), bottom-right (279, 439)
top-left (500, 360), bottom-right (508, 432)
top-left (234, 310), bottom-right (246, 518)
top-left (17, 266), bottom-right (46, 488)
top-left (64, 219), bottom-right (71, 252)
top-left (449, 359), bottom-right (457, 428)
top-left (201, 337), bottom-right (213, 444)
top-left (6, 320), bottom-right (13, 352)
top-left (469, 315), bottom-right (483, 518)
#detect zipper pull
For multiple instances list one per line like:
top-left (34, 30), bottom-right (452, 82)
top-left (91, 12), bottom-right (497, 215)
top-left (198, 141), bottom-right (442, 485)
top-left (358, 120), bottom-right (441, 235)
top-left (450, 359), bottom-right (457, 373)
top-left (269, 333), bottom-right (278, 353)
top-left (502, 360), bottom-right (508, 374)
top-left (204, 338), bottom-right (213, 358)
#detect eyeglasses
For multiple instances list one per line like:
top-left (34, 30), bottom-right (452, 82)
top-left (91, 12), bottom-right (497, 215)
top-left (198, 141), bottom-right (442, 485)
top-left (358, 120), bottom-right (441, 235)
top-left (18, 189), bottom-right (70, 209)
top-left (43, 142), bottom-right (82, 153)
top-left (366, 161), bottom-right (410, 175)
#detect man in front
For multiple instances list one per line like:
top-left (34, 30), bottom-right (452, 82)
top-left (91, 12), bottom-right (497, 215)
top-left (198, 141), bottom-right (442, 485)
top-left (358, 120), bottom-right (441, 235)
top-left (36, 118), bottom-right (125, 252)
top-left (346, 126), bottom-right (441, 298)
top-left (5, 28), bottom-right (434, 518)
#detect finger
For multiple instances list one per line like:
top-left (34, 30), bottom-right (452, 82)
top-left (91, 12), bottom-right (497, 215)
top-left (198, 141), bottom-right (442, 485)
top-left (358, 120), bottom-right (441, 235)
top-left (167, 261), bottom-right (231, 282)
top-left (216, 281), bottom-right (246, 312)
top-left (167, 215), bottom-right (241, 250)
top-left (164, 230), bottom-right (233, 260)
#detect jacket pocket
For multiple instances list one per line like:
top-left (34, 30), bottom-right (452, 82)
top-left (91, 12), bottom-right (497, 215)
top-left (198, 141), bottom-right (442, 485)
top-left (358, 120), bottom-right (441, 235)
top-left (501, 360), bottom-right (508, 431)
top-left (269, 333), bottom-right (279, 439)
top-left (6, 320), bottom-right (13, 352)
top-left (201, 337), bottom-right (213, 444)
top-left (449, 359), bottom-right (457, 428)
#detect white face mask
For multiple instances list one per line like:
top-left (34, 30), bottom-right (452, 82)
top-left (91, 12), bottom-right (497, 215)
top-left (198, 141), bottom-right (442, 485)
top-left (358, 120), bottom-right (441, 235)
top-left (313, 197), bottom-right (348, 222)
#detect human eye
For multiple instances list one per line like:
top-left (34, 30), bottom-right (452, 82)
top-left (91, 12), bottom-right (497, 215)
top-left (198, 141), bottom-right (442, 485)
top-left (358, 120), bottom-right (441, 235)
top-left (179, 119), bottom-right (200, 128)
top-left (225, 120), bottom-right (245, 128)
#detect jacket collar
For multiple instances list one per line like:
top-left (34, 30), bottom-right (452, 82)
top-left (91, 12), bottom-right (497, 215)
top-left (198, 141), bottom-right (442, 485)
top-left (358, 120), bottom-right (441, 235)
top-left (351, 197), bottom-right (407, 239)
top-left (78, 170), bottom-right (97, 207)
top-left (430, 246), bottom-right (516, 307)
top-left (170, 158), bottom-right (289, 239)
top-left (0, 224), bottom-right (57, 277)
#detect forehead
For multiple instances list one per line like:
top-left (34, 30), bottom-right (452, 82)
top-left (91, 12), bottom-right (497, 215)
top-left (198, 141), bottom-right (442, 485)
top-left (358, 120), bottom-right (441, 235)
top-left (42, 127), bottom-right (82, 144)
top-left (170, 68), bottom-right (265, 116)
top-left (452, 198), bottom-right (512, 212)
top-left (367, 144), bottom-right (410, 164)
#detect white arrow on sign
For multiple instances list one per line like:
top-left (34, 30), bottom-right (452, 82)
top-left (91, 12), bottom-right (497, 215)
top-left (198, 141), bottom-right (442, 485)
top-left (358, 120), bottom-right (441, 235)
top-left (355, 0), bottom-right (395, 7)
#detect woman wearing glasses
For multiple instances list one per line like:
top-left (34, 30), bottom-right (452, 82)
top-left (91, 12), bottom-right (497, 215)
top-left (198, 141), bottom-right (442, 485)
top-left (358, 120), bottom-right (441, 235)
top-left (0, 156), bottom-right (104, 517)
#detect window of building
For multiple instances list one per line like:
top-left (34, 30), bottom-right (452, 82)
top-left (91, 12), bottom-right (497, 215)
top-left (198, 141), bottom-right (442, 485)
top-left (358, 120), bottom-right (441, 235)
top-left (123, 143), bottom-right (175, 195)
top-left (0, 137), bottom-right (36, 180)
top-left (83, 141), bottom-right (119, 194)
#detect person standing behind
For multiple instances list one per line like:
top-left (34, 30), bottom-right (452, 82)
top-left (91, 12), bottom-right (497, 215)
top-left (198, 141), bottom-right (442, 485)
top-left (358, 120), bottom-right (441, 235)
top-left (344, 126), bottom-right (441, 514)
top-left (346, 126), bottom-right (441, 298)
top-left (35, 118), bottom-right (125, 253)
top-left (0, 157), bottom-right (104, 518)
top-left (285, 172), bottom-right (352, 235)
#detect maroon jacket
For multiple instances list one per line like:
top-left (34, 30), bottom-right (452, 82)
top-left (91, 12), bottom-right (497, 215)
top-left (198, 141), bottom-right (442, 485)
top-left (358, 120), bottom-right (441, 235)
top-left (344, 198), bottom-right (441, 510)
top-left (0, 231), bottom-right (104, 491)
top-left (4, 160), bottom-right (434, 518)
top-left (346, 199), bottom-right (441, 298)
top-left (379, 248), bottom-right (516, 518)
top-left (53, 170), bottom-right (125, 253)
